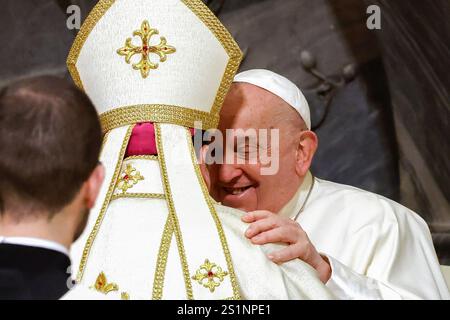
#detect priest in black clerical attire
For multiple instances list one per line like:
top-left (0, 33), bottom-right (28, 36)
top-left (0, 76), bottom-right (104, 299)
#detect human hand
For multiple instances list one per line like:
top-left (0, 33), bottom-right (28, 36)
top-left (242, 210), bottom-right (331, 283)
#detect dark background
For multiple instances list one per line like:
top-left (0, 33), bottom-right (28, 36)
top-left (0, 0), bottom-right (449, 263)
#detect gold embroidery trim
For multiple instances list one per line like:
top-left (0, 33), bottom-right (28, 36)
top-left (153, 123), bottom-right (194, 300)
top-left (77, 125), bottom-right (134, 283)
top-left (210, 197), bottom-right (220, 205)
top-left (117, 20), bottom-right (176, 78)
top-left (181, 0), bottom-right (242, 117)
top-left (99, 104), bottom-right (218, 134)
top-left (192, 259), bottom-right (228, 293)
top-left (151, 213), bottom-right (174, 300)
top-left (116, 163), bottom-right (144, 193)
top-left (124, 155), bottom-right (158, 161)
top-left (67, 0), bottom-right (241, 131)
top-left (111, 192), bottom-right (165, 201)
top-left (99, 130), bottom-right (110, 156)
top-left (67, 0), bottom-right (115, 91)
top-left (186, 128), bottom-right (241, 300)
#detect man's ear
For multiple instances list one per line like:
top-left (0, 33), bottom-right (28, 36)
top-left (199, 145), bottom-right (211, 191)
top-left (84, 164), bottom-right (105, 209)
top-left (295, 130), bottom-right (318, 177)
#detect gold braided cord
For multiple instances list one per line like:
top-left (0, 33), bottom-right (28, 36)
top-left (99, 130), bottom-right (110, 156)
top-left (99, 104), bottom-right (219, 134)
top-left (67, 0), bottom-right (115, 91)
top-left (185, 128), bottom-right (241, 300)
top-left (124, 155), bottom-right (158, 161)
top-left (151, 214), bottom-right (174, 300)
top-left (76, 125), bottom-right (134, 283)
top-left (110, 192), bottom-right (165, 201)
top-left (154, 124), bottom-right (194, 299)
top-left (181, 0), bottom-right (243, 117)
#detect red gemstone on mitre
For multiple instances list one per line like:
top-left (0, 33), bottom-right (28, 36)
top-left (142, 45), bottom-right (149, 53)
top-left (123, 175), bottom-right (129, 180)
top-left (207, 271), bottom-right (214, 278)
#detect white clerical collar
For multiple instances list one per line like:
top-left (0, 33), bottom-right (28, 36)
top-left (278, 171), bottom-right (314, 220)
top-left (0, 236), bottom-right (69, 257)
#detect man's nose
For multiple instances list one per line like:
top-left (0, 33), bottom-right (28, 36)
top-left (218, 163), bottom-right (243, 183)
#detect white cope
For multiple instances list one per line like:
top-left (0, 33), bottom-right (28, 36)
top-left (279, 172), bottom-right (450, 299)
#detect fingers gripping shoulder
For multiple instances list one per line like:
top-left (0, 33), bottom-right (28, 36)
top-left (214, 204), bottom-right (334, 299)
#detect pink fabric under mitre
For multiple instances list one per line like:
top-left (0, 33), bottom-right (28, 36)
top-left (125, 122), bottom-right (195, 157)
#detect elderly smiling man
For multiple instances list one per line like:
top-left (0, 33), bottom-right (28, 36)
top-left (200, 69), bottom-right (449, 299)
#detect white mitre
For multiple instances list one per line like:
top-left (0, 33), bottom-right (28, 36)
top-left (68, 0), bottom-right (241, 129)
top-left (234, 69), bottom-right (311, 129)
top-left (63, 0), bottom-right (331, 300)
top-left (65, 0), bottom-right (242, 300)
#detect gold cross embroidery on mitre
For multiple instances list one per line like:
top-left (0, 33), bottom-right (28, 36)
top-left (117, 20), bottom-right (176, 78)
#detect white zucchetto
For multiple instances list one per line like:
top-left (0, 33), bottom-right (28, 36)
top-left (234, 69), bottom-right (311, 130)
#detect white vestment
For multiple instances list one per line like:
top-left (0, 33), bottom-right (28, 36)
top-left (64, 203), bottom-right (333, 300)
top-left (64, 125), bottom-right (332, 300)
top-left (62, 0), bottom-right (333, 300)
top-left (279, 172), bottom-right (450, 299)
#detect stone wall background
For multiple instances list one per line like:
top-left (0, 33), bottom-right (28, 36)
top-left (0, 0), bottom-right (448, 263)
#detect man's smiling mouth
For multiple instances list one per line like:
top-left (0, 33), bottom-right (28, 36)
top-left (223, 186), bottom-right (253, 195)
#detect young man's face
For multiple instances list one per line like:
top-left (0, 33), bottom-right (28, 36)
top-left (206, 83), bottom-right (303, 213)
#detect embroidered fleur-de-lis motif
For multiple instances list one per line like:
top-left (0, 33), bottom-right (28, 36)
top-left (192, 259), bottom-right (228, 293)
top-left (91, 272), bottom-right (129, 299)
top-left (92, 272), bottom-right (119, 294)
top-left (117, 20), bottom-right (176, 78)
top-left (117, 163), bottom-right (144, 194)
